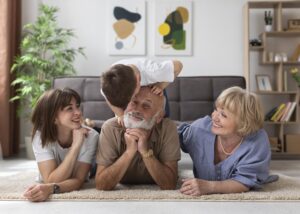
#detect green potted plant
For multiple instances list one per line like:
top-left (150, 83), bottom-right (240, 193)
top-left (264, 10), bottom-right (273, 32)
top-left (10, 4), bottom-right (85, 159)
top-left (11, 3), bottom-right (85, 115)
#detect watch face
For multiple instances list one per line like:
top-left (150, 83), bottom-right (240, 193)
top-left (53, 184), bottom-right (60, 194)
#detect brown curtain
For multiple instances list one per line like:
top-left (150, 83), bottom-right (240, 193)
top-left (0, 0), bottom-right (21, 157)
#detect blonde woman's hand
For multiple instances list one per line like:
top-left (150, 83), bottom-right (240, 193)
top-left (180, 178), bottom-right (213, 196)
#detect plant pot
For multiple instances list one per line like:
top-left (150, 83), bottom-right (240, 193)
top-left (265, 25), bottom-right (272, 32)
top-left (25, 136), bottom-right (35, 160)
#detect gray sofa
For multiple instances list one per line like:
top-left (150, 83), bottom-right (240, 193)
top-left (52, 76), bottom-right (245, 127)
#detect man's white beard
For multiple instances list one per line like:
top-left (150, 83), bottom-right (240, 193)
top-left (123, 111), bottom-right (158, 130)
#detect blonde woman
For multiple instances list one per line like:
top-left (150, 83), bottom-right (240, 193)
top-left (23, 88), bottom-right (99, 202)
top-left (179, 86), bottom-right (278, 196)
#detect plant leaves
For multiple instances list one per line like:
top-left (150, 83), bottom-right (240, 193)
top-left (10, 3), bottom-right (86, 116)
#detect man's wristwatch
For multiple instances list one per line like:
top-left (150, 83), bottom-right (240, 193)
top-left (141, 149), bottom-right (153, 158)
top-left (52, 184), bottom-right (60, 194)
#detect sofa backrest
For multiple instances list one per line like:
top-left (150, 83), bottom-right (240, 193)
top-left (165, 76), bottom-right (246, 122)
top-left (52, 76), bottom-right (245, 126)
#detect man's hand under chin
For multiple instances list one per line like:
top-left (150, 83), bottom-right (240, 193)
top-left (124, 132), bottom-right (138, 156)
top-left (125, 128), bottom-right (150, 154)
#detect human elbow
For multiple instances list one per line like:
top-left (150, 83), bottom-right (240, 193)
top-left (95, 175), bottom-right (114, 190)
top-left (96, 182), bottom-right (114, 191)
top-left (159, 181), bottom-right (177, 190)
top-left (173, 60), bottom-right (183, 76)
top-left (160, 184), bottom-right (176, 190)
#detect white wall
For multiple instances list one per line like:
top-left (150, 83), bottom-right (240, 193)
top-left (22, 0), bottom-right (248, 77)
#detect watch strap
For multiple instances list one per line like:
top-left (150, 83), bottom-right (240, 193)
top-left (141, 149), bottom-right (153, 158)
top-left (53, 183), bottom-right (60, 194)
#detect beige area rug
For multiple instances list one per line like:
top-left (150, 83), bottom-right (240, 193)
top-left (1, 169), bottom-right (300, 201)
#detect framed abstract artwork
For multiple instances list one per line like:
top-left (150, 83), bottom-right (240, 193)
top-left (108, 0), bottom-right (146, 55)
top-left (155, 0), bottom-right (193, 56)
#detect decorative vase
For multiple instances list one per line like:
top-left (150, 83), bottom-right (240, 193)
top-left (265, 25), bottom-right (272, 32)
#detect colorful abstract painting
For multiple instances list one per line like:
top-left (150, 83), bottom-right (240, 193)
top-left (155, 0), bottom-right (192, 55)
top-left (108, 0), bottom-right (145, 55)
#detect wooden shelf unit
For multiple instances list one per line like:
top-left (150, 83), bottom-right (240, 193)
top-left (244, 1), bottom-right (300, 159)
top-left (255, 91), bottom-right (298, 95)
top-left (249, 46), bottom-right (264, 51)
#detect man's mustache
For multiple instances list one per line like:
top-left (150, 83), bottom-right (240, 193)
top-left (127, 111), bottom-right (144, 120)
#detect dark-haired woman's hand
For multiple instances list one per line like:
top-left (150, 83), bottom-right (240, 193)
top-left (72, 127), bottom-right (89, 150)
top-left (23, 183), bottom-right (53, 202)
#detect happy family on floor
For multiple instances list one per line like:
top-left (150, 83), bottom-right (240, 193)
top-left (23, 58), bottom-right (278, 202)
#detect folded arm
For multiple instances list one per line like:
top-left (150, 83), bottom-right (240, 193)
top-left (143, 157), bottom-right (178, 190)
top-left (24, 162), bottom-right (90, 202)
top-left (96, 130), bottom-right (138, 190)
top-left (37, 146), bottom-right (81, 183)
top-left (95, 150), bottom-right (135, 190)
top-left (126, 128), bottom-right (179, 190)
top-left (37, 128), bottom-right (89, 183)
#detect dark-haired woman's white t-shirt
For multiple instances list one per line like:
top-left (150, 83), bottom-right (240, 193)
top-left (32, 126), bottom-right (99, 182)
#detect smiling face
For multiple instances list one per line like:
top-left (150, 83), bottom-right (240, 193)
top-left (211, 106), bottom-right (238, 138)
top-left (124, 87), bottom-right (163, 130)
top-left (55, 97), bottom-right (82, 131)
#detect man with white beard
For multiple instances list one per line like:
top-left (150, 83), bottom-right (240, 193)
top-left (95, 86), bottom-right (180, 190)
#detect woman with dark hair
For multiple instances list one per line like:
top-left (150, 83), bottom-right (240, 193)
top-left (23, 88), bottom-right (99, 202)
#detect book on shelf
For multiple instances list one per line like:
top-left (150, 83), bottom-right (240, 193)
top-left (283, 102), bottom-right (297, 122)
top-left (274, 103), bottom-right (288, 122)
top-left (265, 102), bottom-right (297, 122)
top-left (265, 106), bottom-right (279, 121)
top-left (280, 102), bottom-right (292, 122)
top-left (270, 103), bottom-right (285, 121)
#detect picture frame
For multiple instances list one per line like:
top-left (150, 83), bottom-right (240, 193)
top-left (287, 19), bottom-right (300, 31)
top-left (154, 0), bottom-right (193, 56)
top-left (291, 44), bottom-right (300, 62)
top-left (256, 75), bottom-right (272, 91)
top-left (108, 0), bottom-right (146, 55)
